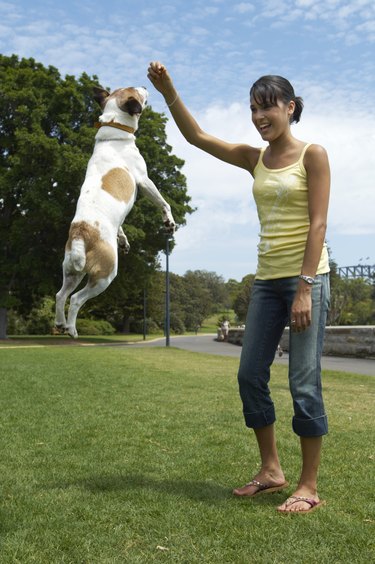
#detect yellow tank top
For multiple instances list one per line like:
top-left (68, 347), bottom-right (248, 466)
top-left (252, 144), bottom-right (329, 280)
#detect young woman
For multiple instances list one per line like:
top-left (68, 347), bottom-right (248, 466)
top-left (147, 62), bottom-right (330, 514)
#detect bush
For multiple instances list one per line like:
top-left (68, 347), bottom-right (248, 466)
top-left (170, 314), bottom-right (185, 334)
top-left (129, 318), bottom-right (161, 335)
top-left (76, 318), bottom-right (115, 335)
top-left (26, 296), bottom-right (55, 334)
top-left (7, 310), bottom-right (28, 335)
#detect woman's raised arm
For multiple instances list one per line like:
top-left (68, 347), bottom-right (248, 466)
top-left (147, 61), bottom-right (259, 173)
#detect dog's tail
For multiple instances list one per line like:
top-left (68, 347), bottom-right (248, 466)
top-left (70, 238), bottom-right (86, 272)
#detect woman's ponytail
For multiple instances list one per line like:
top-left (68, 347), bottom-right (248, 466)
top-left (292, 96), bottom-right (304, 124)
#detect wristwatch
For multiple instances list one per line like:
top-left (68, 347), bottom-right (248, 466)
top-left (299, 274), bottom-right (315, 285)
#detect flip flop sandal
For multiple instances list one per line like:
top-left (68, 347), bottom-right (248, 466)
top-left (233, 479), bottom-right (289, 497)
top-left (277, 495), bottom-right (326, 514)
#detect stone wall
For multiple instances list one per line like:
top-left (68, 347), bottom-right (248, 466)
top-left (227, 326), bottom-right (375, 359)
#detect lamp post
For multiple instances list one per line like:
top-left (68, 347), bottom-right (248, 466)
top-left (143, 287), bottom-right (147, 341)
top-left (165, 235), bottom-right (171, 347)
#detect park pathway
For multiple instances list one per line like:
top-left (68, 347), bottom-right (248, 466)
top-left (131, 333), bottom-right (375, 377)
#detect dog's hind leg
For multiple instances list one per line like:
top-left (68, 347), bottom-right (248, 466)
top-left (55, 270), bottom-right (85, 332)
top-left (66, 272), bottom-right (116, 338)
top-left (66, 239), bottom-right (117, 338)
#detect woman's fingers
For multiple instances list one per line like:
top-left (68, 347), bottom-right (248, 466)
top-left (148, 61), bottom-right (165, 79)
top-left (291, 308), bottom-right (311, 332)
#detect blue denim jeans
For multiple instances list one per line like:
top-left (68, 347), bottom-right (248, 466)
top-left (237, 274), bottom-right (330, 437)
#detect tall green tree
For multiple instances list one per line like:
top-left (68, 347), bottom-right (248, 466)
top-left (232, 274), bottom-right (255, 322)
top-left (184, 270), bottom-right (229, 312)
top-left (0, 54), bottom-right (193, 337)
top-left (178, 271), bottom-right (214, 330)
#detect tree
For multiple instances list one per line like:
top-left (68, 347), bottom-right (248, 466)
top-left (0, 54), bottom-right (193, 337)
top-left (184, 270), bottom-right (229, 312)
top-left (328, 253), bottom-right (374, 325)
top-left (179, 271), bottom-right (214, 330)
top-left (0, 55), bottom-right (103, 337)
top-left (232, 274), bottom-right (255, 322)
top-left (226, 278), bottom-right (241, 306)
top-left (334, 278), bottom-right (374, 325)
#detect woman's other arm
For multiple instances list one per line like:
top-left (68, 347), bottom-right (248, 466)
top-left (291, 144), bottom-right (330, 332)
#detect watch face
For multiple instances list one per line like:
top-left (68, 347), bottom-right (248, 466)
top-left (300, 275), bottom-right (314, 284)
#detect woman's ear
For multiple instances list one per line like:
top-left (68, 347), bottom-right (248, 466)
top-left (288, 100), bottom-right (296, 117)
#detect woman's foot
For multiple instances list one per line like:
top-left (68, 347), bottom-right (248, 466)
top-left (233, 472), bottom-right (288, 497)
top-left (277, 488), bottom-right (325, 513)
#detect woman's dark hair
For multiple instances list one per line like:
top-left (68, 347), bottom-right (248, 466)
top-left (250, 75), bottom-right (304, 124)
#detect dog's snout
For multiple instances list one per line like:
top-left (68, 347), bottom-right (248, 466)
top-left (123, 97), bottom-right (143, 116)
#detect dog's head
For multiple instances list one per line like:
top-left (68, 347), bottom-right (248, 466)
top-left (93, 86), bottom-right (148, 117)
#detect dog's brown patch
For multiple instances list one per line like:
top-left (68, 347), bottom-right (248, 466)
top-left (66, 221), bottom-right (115, 285)
top-left (86, 240), bottom-right (115, 286)
top-left (101, 167), bottom-right (135, 203)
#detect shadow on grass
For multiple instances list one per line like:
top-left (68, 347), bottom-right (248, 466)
top-left (46, 473), bottom-right (287, 507)
top-left (52, 473), bottom-right (229, 502)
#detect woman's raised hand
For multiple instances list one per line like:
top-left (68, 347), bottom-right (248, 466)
top-left (147, 61), bottom-right (175, 98)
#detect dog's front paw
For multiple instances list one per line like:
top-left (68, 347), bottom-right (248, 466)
top-left (118, 235), bottom-right (130, 254)
top-left (164, 220), bottom-right (175, 234)
top-left (163, 212), bottom-right (176, 234)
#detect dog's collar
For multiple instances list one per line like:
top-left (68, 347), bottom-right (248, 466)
top-left (94, 121), bottom-right (135, 135)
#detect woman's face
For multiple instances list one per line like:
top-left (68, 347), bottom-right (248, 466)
top-left (250, 96), bottom-right (295, 141)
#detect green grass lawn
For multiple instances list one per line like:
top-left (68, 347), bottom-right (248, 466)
top-left (0, 333), bottom-right (164, 347)
top-left (0, 345), bottom-right (374, 563)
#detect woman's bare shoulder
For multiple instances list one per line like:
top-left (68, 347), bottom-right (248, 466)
top-left (304, 143), bottom-right (329, 169)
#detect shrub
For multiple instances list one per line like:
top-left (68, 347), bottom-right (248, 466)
top-left (170, 314), bottom-right (185, 334)
top-left (129, 318), bottom-right (161, 335)
top-left (26, 296), bottom-right (55, 334)
top-left (7, 310), bottom-right (28, 335)
top-left (76, 318), bottom-right (115, 335)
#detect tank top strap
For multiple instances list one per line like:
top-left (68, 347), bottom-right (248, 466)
top-left (298, 143), bottom-right (312, 163)
top-left (254, 146), bottom-right (266, 173)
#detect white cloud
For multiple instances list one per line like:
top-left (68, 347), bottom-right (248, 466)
top-left (295, 0), bottom-right (316, 6)
top-left (234, 3), bottom-right (255, 14)
top-left (256, 0), bottom-right (375, 43)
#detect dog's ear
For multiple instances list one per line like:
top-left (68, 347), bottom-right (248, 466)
top-left (93, 86), bottom-right (110, 109)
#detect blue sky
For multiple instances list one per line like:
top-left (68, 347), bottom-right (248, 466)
top-left (1, 0), bottom-right (375, 280)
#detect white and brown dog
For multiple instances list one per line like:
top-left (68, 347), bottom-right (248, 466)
top-left (55, 85), bottom-right (175, 338)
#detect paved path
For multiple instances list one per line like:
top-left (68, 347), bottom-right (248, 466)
top-left (133, 334), bottom-right (375, 377)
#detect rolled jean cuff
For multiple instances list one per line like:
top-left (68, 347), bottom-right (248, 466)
top-left (292, 414), bottom-right (328, 437)
top-left (243, 404), bottom-right (276, 429)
